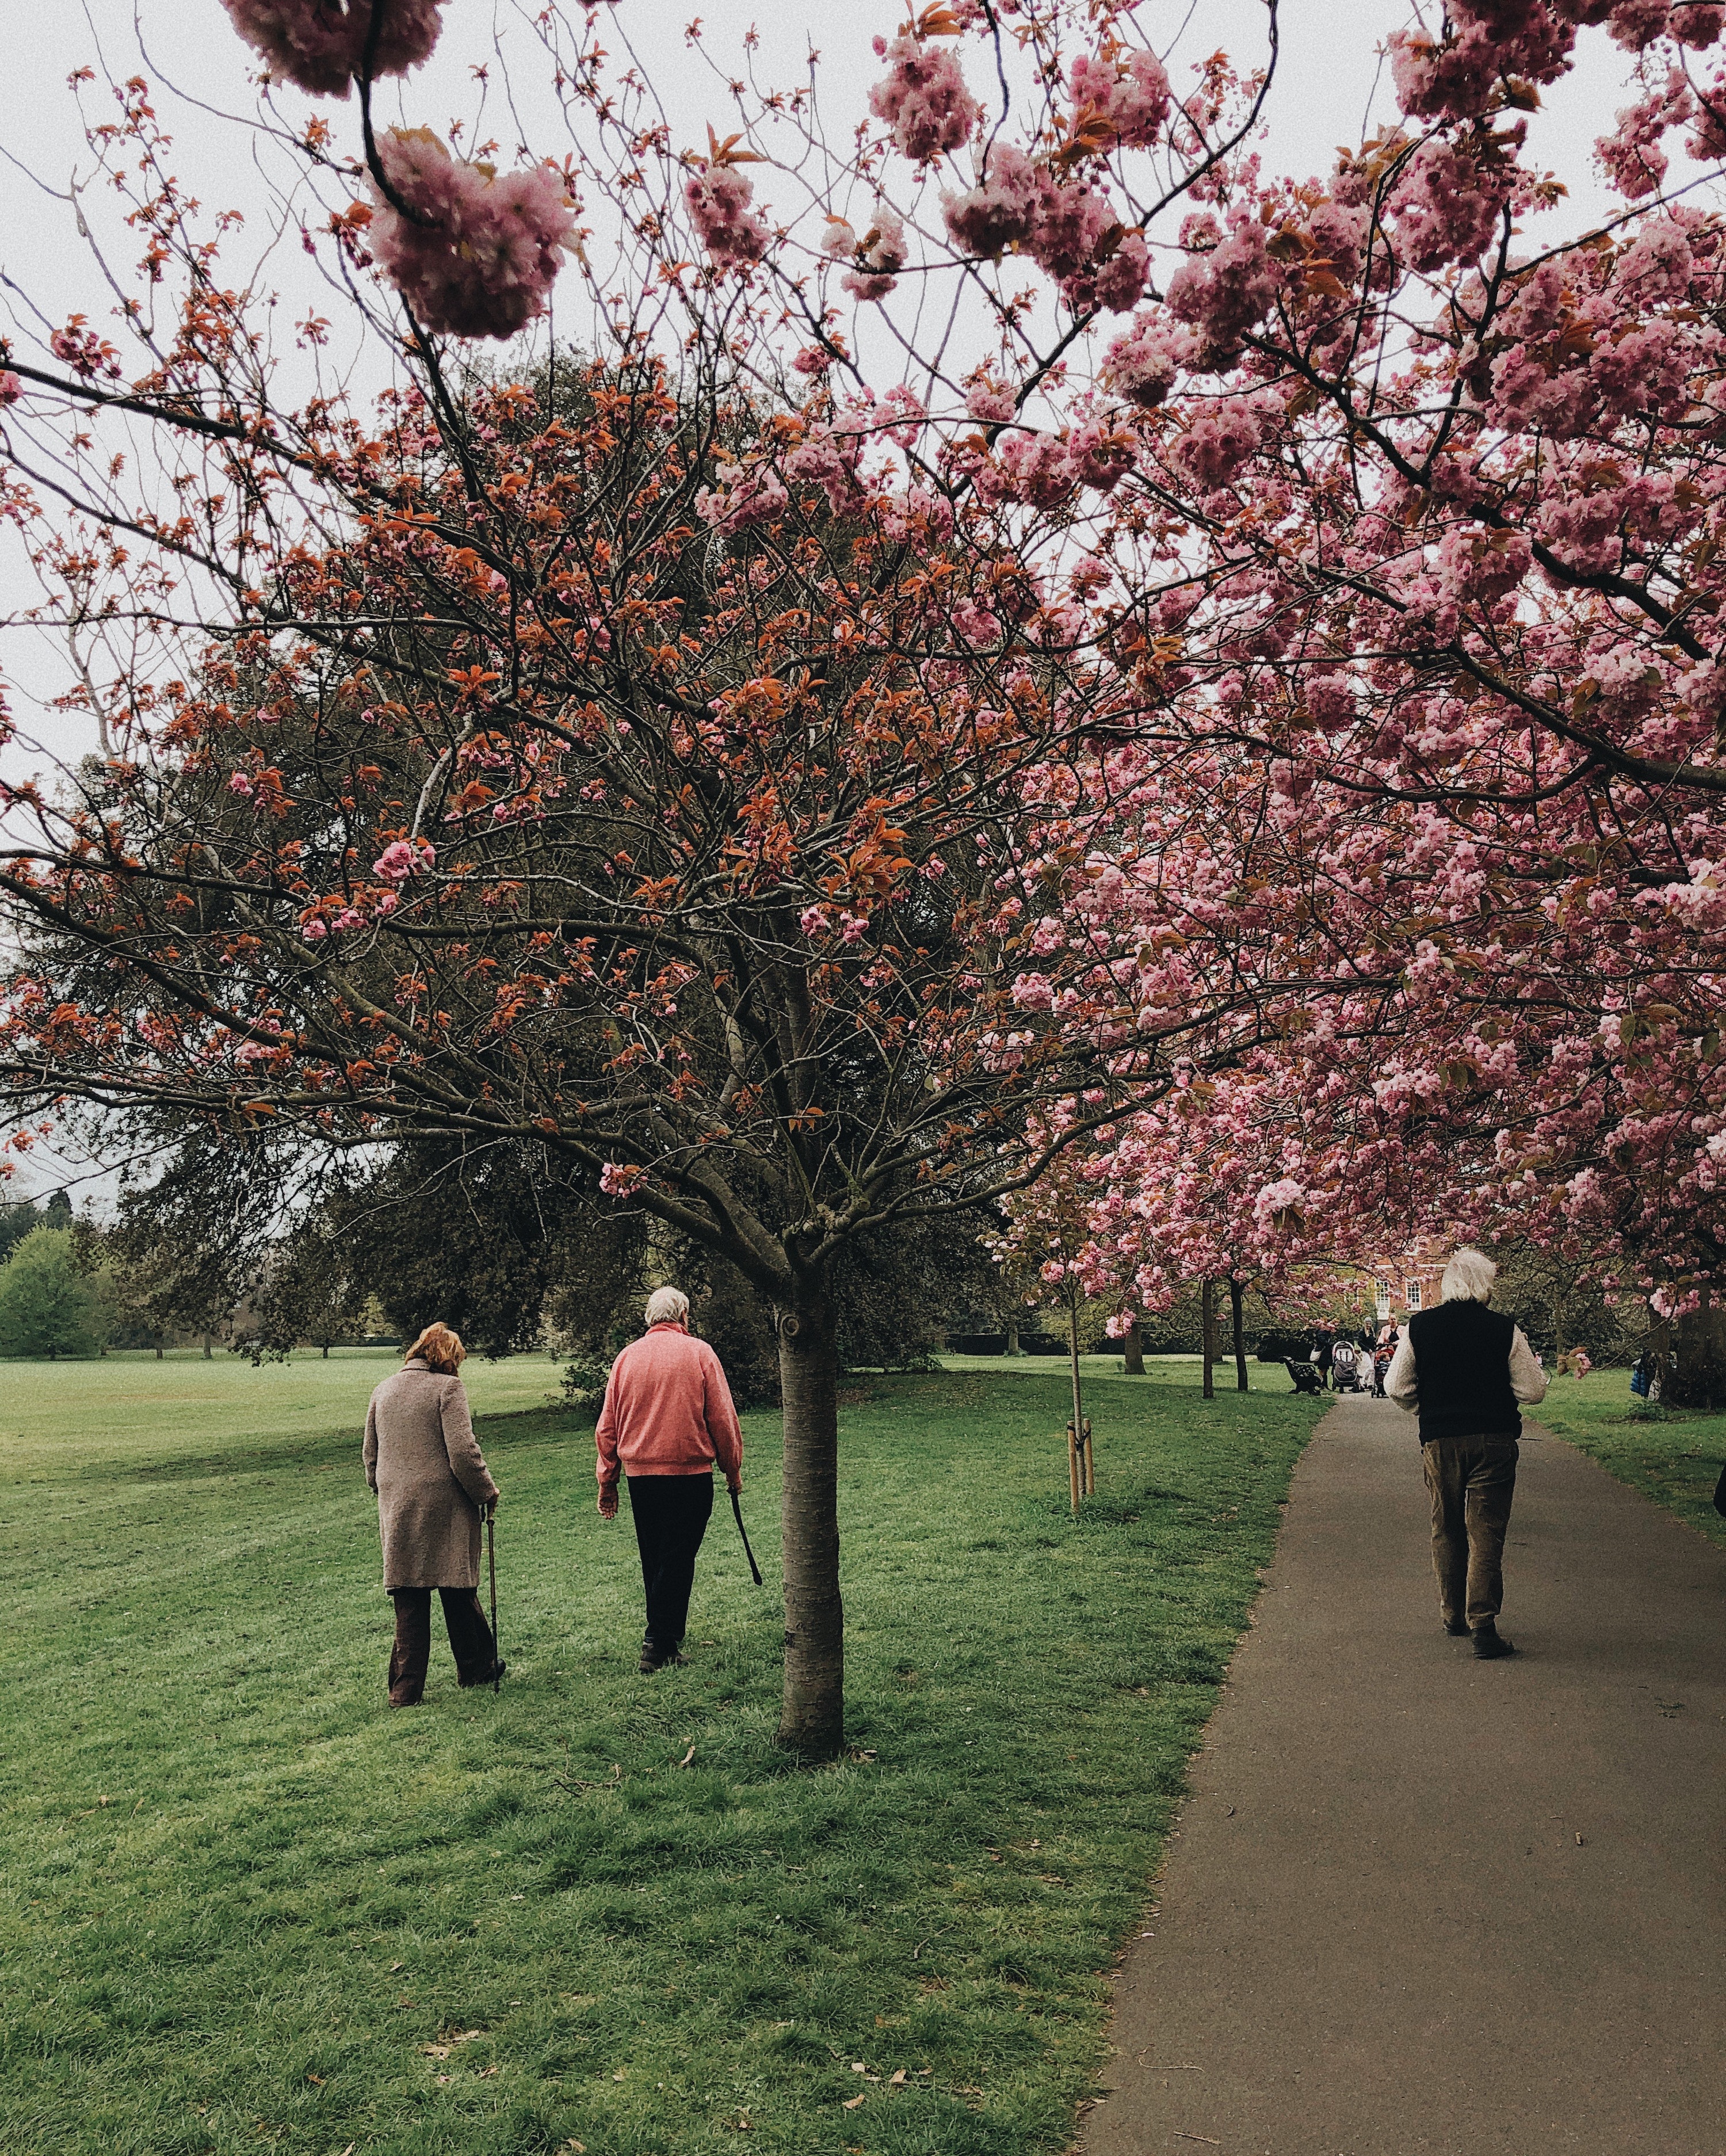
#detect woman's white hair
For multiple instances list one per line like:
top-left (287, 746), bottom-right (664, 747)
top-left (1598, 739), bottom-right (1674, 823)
top-left (645, 1285), bottom-right (690, 1327)
top-left (1441, 1247), bottom-right (1498, 1304)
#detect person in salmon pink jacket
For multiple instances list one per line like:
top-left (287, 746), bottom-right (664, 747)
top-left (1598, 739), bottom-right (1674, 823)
top-left (595, 1285), bottom-right (744, 1672)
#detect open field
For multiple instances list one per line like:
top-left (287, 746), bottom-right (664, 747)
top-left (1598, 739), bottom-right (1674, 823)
top-left (0, 1356), bottom-right (1324, 2156)
top-left (0, 1347), bottom-right (564, 1469)
top-left (1528, 1368), bottom-right (1726, 1549)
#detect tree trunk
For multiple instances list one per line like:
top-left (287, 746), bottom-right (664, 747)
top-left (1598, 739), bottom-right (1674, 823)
top-left (1067, 1299), bottom-right (1086, 1470)
top-left (1229, 1277), bottom-right (1248, 1391)
top-left (155, 1342), bottom-right (163, 1359)
top-left (777, 1293), bottom-right (843, 1756)
top-left (322, 1342), bottom-right (330, 1357)
top-left (1201, 1279), bottom-right (1215, 1399)
top-left (1669, 1287), bottom-right (1726, 1410)
top-left (202, 1333), bottom-right (213, 1359)
top-left (1122, 1315), bottom-right (1144, 1376)
top-left (1005, 1315), bottom-right (1021, 1356)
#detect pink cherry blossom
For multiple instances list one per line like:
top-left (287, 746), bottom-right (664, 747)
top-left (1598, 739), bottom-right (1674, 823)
top-left (685, 162), bottom-right (772, 271)
top-left (941, 143), bottom-right (1040, 258)
top-left (827, 207), bottom-right (910, 302)
top-left (1069, 48), bottom-right (1171, 150)
top-left (220, 0), bottom-right (444, 97)
top-left (868, 33), bottom-right (982, 164)
top-left (1102, 312), bottom-right (1190, 408)
top-left (369, 132), bottom-right (576, 339)
top-left (373, 837), bottom-right (435, 881)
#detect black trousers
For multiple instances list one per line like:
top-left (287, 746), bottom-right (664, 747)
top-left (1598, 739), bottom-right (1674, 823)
top-left (388, 1586), bottom-right (497, 1705)
top-left (627, 1472), bottom-right (714, 1651)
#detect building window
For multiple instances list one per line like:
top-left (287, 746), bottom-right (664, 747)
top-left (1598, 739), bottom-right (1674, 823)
top-left (1374, 1279), bottom-right (1391, 1318)
top-left (1406, 1279), bottom-right (1423, 1311)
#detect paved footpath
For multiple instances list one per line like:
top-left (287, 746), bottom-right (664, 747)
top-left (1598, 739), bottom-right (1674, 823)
top-left (1083, 1394), bottom-right (1726, 2156)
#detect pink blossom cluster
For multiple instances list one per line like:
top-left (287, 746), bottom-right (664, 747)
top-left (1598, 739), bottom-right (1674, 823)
top-left (0, 373), bottom-right (20, 407)
top-left (826, 208), bottom-right (909, 302)
top-left (1069, 48), bottom-right (1171, 150)
top-left (1164, 213), bottom-right (1283, 368)
top-left (696, 461), bottom-right (791, 532)
top-left (685, 163), bottom-right (772, 272)
top-left (220, 0), bottom-right (444, 97)
top-left (939, 151), bottom-right (1144, 311)
top-left (373, 837), bottom-right (436, 881)
top-left (1387, 135), bottom-right (1520, 274)
top-left (368, 131), bottom-right (576, 339)
top-left (1102, 314), bottom-right (1190, 408)
top-left (942, 144), bottom-right (1041, 259)
top-left (868, 33), bottom-right (982, 163)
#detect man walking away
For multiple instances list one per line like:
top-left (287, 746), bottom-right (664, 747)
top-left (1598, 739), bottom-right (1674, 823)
top-left (595, 1286), bottom-right (744, 1672)
top-left (1386, 1249), bottom-right (1547, 1659)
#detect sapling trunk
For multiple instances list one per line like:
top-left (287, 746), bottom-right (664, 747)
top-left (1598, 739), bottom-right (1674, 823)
top-left (1068, 1298), bottom-right (1086, 1478)
top-left (776, 1293), bottom-right (843, 1756)
top-left (1201, 1279), bottom-right (1216, 1399)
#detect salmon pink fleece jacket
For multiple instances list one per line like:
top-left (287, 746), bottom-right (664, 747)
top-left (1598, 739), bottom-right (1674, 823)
top-left (594, 1322), bottom-right (744, 1488)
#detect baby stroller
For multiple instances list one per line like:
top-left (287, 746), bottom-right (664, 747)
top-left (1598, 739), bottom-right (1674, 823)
top-left (1329, 1338), bottom-right (1364, 1393)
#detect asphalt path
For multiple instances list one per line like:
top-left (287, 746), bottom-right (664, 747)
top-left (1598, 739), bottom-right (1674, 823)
top-left (1083, 1392), bottom-right (1726, 2156)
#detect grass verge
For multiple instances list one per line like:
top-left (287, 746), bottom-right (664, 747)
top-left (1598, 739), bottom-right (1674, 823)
top-left (0, 1364), bottom-right (1323, 2156)
top-left (1532, 1369), bottom-right (1726, 1548)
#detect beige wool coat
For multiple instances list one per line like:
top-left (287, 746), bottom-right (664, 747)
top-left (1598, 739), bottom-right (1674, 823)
top-left (363, 1359), bottom-right (499, 1591)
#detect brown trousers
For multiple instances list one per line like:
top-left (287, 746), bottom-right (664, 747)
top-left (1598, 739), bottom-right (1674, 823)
top-left (1422, 1435), bottom-right (1519, 1631)
top-left (388, 1586), bottom-right (497, 1705)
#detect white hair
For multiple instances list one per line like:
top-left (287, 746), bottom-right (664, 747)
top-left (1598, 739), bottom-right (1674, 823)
top-left (645, 1285), bottom-right (690, 1327)
top-left (1441, 1248), bottom-right (1497, 1304)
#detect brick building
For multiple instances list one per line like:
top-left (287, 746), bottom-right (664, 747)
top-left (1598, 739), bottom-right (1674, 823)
top-left (1368, 1243), bottom-right (1448, 1323)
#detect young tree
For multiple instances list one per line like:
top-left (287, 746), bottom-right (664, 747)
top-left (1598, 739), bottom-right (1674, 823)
top-left (0, 1226), bottom-right (105, 1358)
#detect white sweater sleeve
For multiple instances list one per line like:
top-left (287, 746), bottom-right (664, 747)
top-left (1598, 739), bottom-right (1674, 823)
top-left (1385, 1334), bottom-right (1419, 1413)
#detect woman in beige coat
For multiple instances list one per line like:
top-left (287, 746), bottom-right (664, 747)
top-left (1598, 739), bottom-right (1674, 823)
top-left (363, 1322), bottom-right (503, 1705)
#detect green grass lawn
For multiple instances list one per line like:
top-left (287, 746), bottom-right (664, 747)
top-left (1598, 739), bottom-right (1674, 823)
top-left (0, 1356), bottom-right (1325, 2156)
top-left (1530, 1368), bottom-right (1726, 1549)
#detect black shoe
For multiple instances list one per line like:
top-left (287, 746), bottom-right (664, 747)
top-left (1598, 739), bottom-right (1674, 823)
top-left (460, 1658), bottom-right (506, 1688)
top-left (1444, 1618), bottom-right (1469, 1637)
top-left (1472, 1624), bottom-right (1515, 1659)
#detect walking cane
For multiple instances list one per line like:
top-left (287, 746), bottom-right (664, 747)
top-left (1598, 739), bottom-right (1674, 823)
top-left (730, 1486), bottom-right (764, 1586)
top-left (484, 1501), bottom-right (501, 1694)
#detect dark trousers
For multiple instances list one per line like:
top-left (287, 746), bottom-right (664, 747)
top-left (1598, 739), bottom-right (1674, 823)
top-left (388, 1586), bottom-right (497, 1705)
top-left (627, 1472), bottom-right (713, 1652)
top-left (1422, 1436), bottom-right (1519, 1631)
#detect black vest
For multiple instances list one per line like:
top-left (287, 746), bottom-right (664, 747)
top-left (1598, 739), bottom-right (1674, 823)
top-left (1406, 1300), bottom-right (1521, 1444)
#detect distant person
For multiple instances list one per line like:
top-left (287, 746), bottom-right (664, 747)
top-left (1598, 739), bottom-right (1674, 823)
top-left (596, 1287), bottom-right (743, 1673)
top-left (1385, 1249), bottom-right (1547, 1659)
top-left (363, 1322), bottom-right (503, 1707)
